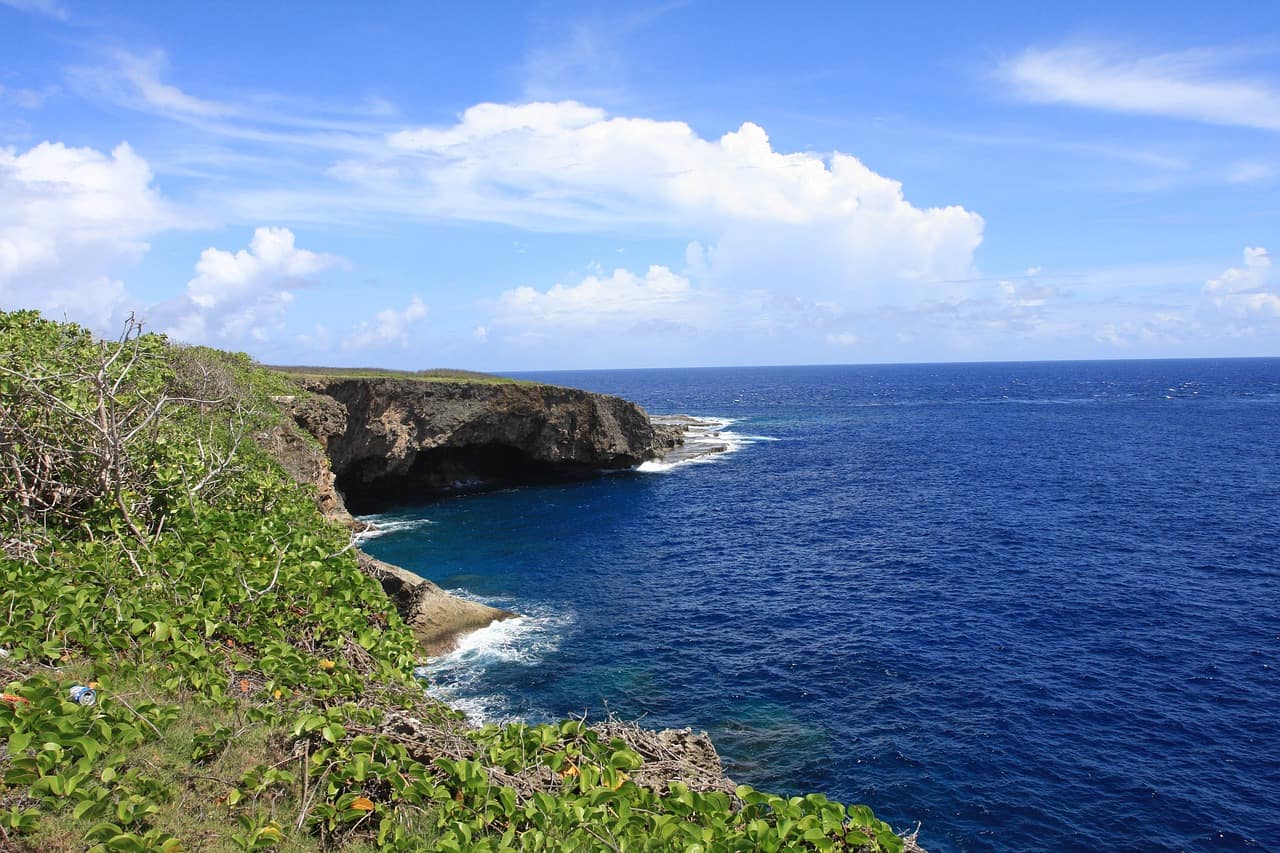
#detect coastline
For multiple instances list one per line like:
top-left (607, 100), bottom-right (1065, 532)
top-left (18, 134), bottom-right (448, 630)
top-left (347, 414), bottom-right (743, 660)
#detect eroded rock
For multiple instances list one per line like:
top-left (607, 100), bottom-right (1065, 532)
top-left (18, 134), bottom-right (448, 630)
top-left (357, 551), bottom-right (515, 655)
top-left (294, 378), bottom-right (672, 512)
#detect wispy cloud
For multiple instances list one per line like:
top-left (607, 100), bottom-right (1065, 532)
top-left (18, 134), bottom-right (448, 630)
top-left (1225, 161), bottom-right (1276, 184)
top-left (0, 0), bottom-right (68, 21)
top-left (0, 82), bottom-right (54, 109)
top-left (999, 43), bottom-right (1280, 131)
top-left (520, 2), bottom-right (687, 102)
top-left (56, 48), bottom-right (992, 347)
top-left (68, 50), bottom-right (398, 148)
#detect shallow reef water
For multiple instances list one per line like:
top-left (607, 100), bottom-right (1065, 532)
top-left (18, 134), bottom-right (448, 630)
top-left (363, 359), bottom-right (1280, 852)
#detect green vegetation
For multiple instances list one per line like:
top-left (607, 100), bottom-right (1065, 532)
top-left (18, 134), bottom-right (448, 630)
top-left (1, 310), bottom-right (910, 851)
top-left (268, 365), bottom-right (531, 385)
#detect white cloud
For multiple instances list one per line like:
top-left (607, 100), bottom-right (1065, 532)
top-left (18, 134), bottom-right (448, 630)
top-left (998, 278), bottom-right (1059, 308)
top-left (490, 260), bottom-right (864, 346)
top-left (340, 101), bottom-right (983, 294)
top-left (472, 325), bottom-right (489, 343)
top-left (151, 227), bottom-right (339, 343)
top-left (60, 64), bottom-right (984, 308)
top-left (0, 140), bottom-right (172, 328)
top-left (1204, 246), bottom-right (1279, 317)
top-left (826, 332), bottom-right (859, 346)
top-left (1094, 311), bottom-right (1192, 348)
top-left (340, 296), bottom-right (428, 350)
top-left (379, 101), bottom-right (977, 228)
top-left (999, 44), bottom-right (1280, 131)
top-left (493, 265), bottom-right (708, 331)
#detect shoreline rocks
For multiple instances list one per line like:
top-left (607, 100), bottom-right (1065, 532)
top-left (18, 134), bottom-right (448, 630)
top-left (357, 552), bottom-right (516, 656)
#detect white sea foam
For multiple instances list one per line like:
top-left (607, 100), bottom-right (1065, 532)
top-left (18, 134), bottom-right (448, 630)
top-left (352, 516), bottom-right (436, 542)
top-left (421, 604), bottom-right (572, 725)
top-left (640, 415), bottom-right (777, 473)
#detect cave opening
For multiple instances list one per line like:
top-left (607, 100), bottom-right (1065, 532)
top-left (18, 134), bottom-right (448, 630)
top-left (335, 442), bottom-right (600, 514)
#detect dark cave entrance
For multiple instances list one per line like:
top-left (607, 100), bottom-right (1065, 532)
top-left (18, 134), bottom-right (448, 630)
top-left (335, 443), bottom-right (599, 514)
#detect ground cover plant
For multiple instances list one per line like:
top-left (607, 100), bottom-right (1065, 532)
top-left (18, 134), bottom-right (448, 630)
top-left (0, 310), bottom-right (910, 851)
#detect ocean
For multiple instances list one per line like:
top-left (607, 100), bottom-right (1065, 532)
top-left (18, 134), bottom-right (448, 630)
top-left (360, 360), bottom-right (1280, 852)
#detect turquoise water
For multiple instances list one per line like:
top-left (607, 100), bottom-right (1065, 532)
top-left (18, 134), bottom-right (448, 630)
top-left (362, 360), bottom-right (1280, 851)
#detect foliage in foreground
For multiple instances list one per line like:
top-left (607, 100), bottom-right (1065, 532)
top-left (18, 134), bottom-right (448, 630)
top-left (0, 310), bottom-right (908, 851)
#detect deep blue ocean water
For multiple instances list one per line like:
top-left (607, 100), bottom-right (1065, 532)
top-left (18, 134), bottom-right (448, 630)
top-left (362, 360), bottom-right (1280, 852)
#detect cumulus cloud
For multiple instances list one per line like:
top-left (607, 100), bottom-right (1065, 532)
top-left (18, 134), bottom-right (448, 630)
top-left (1203, 247), bottom-right (1279, 317)
top-left (0, 140), bottom-right (172, 328)
top-left (340, 296), bottom-right (428, 350)
top-left (150, 227), bottom-right (339, 344)
top-left (999, 44), bottom-right (1280, 131)
top-left (493, 265), bottom-right (706, 331)
top-left (340, 101), bottom-right (983, 293)
top-left (489, 260), bottom-right (866, 350)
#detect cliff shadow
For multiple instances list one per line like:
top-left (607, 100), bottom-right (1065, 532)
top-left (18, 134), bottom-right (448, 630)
top-left (336, 442), bottom-right (602, 514)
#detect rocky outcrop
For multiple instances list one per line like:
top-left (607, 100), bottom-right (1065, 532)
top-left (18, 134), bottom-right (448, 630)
top-left (357, 552), bottom-right (516, 656)
top-left (292, 378), bottom-right (673, 513)
top-left (261, 390), bottom-right (521, 656)
top-left (261, 402), bottom-right (358, 528)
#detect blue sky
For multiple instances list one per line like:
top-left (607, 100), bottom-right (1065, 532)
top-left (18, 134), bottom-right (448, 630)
top-left (1, 0), bottom-right (1277, 369)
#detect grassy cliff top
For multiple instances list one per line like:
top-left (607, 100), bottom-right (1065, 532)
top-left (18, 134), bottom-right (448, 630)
top-left (269, 365), bottom-right (531, 385)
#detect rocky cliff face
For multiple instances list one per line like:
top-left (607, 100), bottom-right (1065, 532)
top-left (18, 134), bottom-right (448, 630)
top-left (292, 378), bottom-right (673, 513)
top-left (267, 376), bottom-right (683, 657)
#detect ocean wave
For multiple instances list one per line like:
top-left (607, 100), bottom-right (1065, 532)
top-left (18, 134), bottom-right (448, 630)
top-left (353, 515), bottom-right (437, 541)
top-left (421, 605), bottom-right (573, 725)
top-left (641, 415), bottom-right (777, 473)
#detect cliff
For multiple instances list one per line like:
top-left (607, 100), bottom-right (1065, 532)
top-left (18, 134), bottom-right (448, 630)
top-left (271, 376), bottom-right (683, 656)
top-left (291, 377), bottom-right (675, 513)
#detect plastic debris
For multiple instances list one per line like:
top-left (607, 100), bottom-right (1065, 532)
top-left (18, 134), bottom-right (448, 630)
top-left (69, 685), bottom-right (97, 706)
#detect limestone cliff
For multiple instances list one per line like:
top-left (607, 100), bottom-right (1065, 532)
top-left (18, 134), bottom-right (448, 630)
top-left (268, 376), bottom-right (683, 657)
top-left (261, 390), bottom-right (518, 656)
top-left (292, 378), bottom-right (672, 513)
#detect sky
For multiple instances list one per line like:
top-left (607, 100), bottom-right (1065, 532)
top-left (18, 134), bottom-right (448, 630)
top-left (1, 1), bottom-right (1278, 370)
